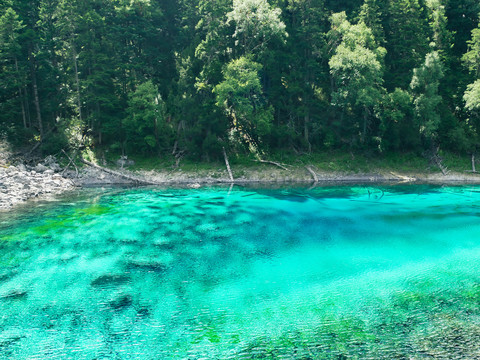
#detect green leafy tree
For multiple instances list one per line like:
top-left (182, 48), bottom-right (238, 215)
top-left (463, 22), bottom-right (480, 78)
top-left (227, 0), bottom-right (287, 56)
top-left (329, 13), bottom-right (386, 146)
top-left (379, 88), bottom-right (418, 151)
top-left (124, 81), bottom-right (171, 154)
top-left (410, 51), bottom-right (444, 147)
top-left (464, 80), bottom-right (480, 111)
top-left (214, 56), bottom-right (273, 152)
top-left (461, 21), bottom-right (480, 154)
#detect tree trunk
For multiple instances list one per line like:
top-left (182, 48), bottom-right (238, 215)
top-left (29, 49), bottom-right (43, 141)
top-left (23, 86), bottom-right (31, 128)
top-left (362, 106), bottom-right (368, 144)
top-left (303, 50), bottom-right (312, 153)
top-left (96, 102), bottom-right (101, 144)
top-left (222, 147), bottom-right (234, 182)
top-left (71, 42), bottom-right (82, 122)
top-left (14, 57), bottom-right (27, 129)
top-left (304, 110), bottom-right (311, 153)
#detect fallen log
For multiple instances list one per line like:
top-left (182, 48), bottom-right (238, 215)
top-left (80, 158), bottom-right (157, 185)
top-left (254, 159), bottom-right (289, 171)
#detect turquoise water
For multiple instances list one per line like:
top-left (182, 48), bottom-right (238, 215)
top-left (1, 185), bottom-right (480, 359)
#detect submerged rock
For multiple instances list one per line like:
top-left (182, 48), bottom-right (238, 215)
top-left (0, 270), bottom-right (15, 283)
top-left (109, 294), bottom-right (133, 310)
top-left (152, 237), bottom-right (175, 250)
top-left (125, 258), bottom-right (168, 273)
top-left (91, 274), bottom-right (131, 287)
top-left (0, 330), bottom-right (25, 347)
top-left (136, 307), bottom-right (150, 317)
top-left (0, 289), bottom-right (27, 300)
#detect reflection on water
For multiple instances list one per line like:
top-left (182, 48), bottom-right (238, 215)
top-left (1, 185), bottom-right (480, 358)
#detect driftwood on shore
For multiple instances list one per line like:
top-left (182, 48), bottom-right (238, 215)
top-left (80, 158), bottom-right (157, 185)
top-left (61, 149), bottom-right (79, 178)
top-left (253, 159), bottom-right (289, 171)
top-left (429, 147), bottom-right (449, 176)
top-left (305, 165), bottom-right (319, 183)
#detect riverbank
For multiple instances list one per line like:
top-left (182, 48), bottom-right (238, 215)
top-left (2, 154), bottom-right (480, 211)
top-left (74, 152), bottom-right (480, 186)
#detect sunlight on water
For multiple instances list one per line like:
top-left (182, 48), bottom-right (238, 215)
top-left (1, 185), bottom-right (480, 359)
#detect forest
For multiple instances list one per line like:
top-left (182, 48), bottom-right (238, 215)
top-left (1, 0), bottom-right (480, 163)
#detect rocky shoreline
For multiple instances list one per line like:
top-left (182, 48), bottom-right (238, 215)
top-left (0, 162), bottom-right (76, 211)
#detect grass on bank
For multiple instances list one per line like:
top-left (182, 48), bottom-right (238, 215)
top-left (91, 149), bottom-right (476, 175)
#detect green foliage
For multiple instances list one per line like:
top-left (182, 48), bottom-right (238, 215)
top-left (426, 0), bottom-right (454, 54)
top-left (124, 81), bottom-right (172, 154)
top-left (329, 13), bottom-right (385, 145)
top-left (463, 23), bottom-right (480, 77)
top-left (0, 0), bottom-right (479, 162)
top-left (40, 132), bottom-right (69, 154)
top-left (358, 0), bottom-right (385, 44)
top-left (461, 20), bottom-right (480, 152)
top-left (379, 88), bottom-right (418, 151)
top-left (214, 57), bottom-right (273, 151)
top-left (464, 79), bottom-right (480, 111)
top-left (227, 0), bottom-right (287, 55)
top-left (384, 0), bottom-right (430, 89)
top-left (410, 51), bottom-right (444, 144)
top-left (0, 6), bottom-right (27, 133)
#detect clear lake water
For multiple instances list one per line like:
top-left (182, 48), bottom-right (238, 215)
top-left (1, 185), bottom-right (480, 359)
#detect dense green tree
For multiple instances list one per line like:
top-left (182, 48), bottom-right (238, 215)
top-left (214, 57), bottom-right (273, 152)
top-left (463, 22), bottom-right (480, 77)
top-left (384, 0), bottom-right (430, 90)
top-left (329, 13), bottom-right (386, 146)
top-left (0, 6), bottom-right (27, 134)
top-left (358, 0), bottom-right (385, 45)
top-left (426, 0), bottom-right (454, 58)
top-left (379, 88), bottom-right (418, 151)
top-left (227, 0), bottom-right (287, 56)
top-left (410, 51), bottom-right (444, 147)
top-left (464, 79), bottom-right (480, 111)
top-left (124, 80), bottom-right (171, 154)
top-left (277, 0), bottom-right (328, 152)
top-left (461, 20), bottom-right (480, 155)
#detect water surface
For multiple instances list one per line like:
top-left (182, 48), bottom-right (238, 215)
top-left (1, 185), bottom-right (480, 359)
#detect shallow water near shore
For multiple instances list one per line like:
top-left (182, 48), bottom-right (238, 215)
top-left (1, 185), bottom-right (480, 359)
